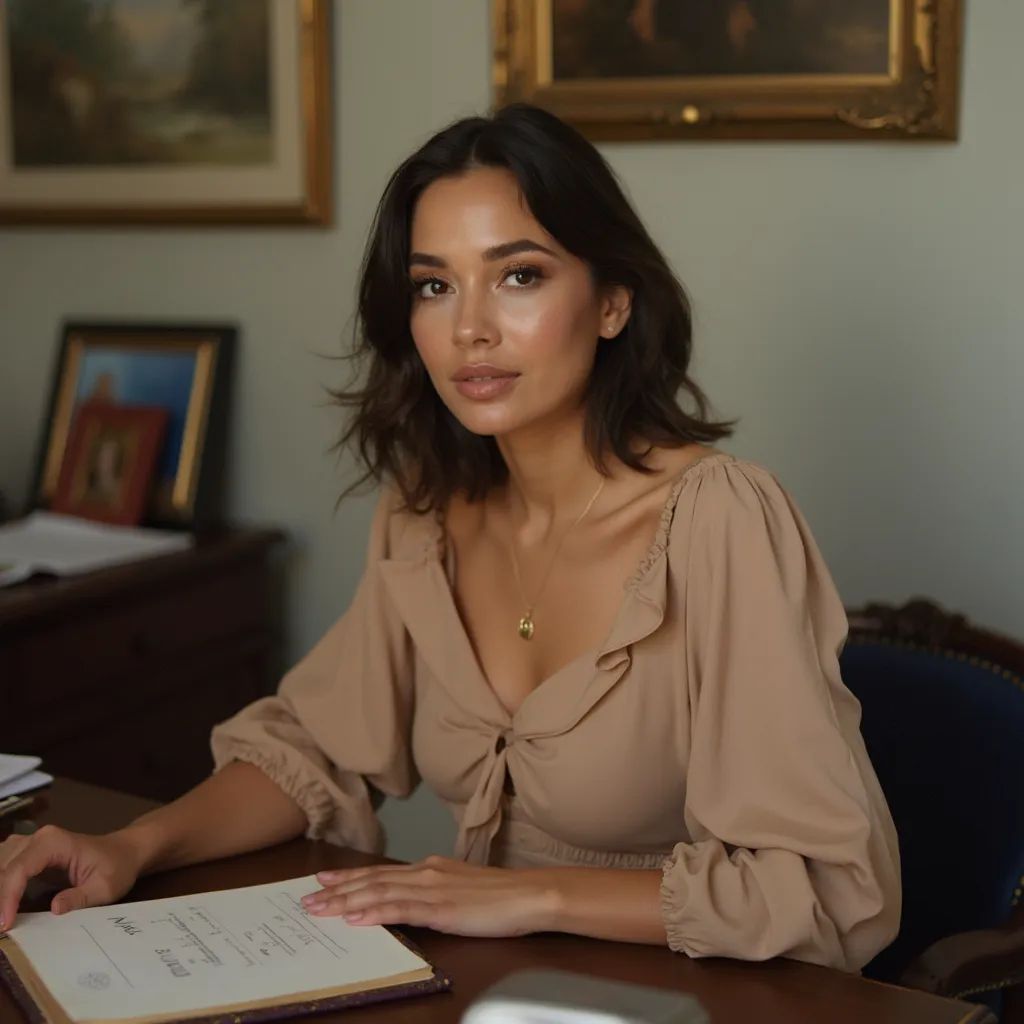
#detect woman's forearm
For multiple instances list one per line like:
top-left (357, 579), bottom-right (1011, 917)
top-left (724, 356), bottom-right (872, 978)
top-left (114, 761), bottom-right (308, 875)
top-left (541, 867), bottom-right (666, 944)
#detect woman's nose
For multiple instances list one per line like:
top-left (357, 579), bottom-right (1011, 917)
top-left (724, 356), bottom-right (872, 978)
top-left (453, 290), bottom-right (499, 349)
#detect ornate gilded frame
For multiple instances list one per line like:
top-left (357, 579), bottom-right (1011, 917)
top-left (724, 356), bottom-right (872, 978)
top-left (0, 0), bottom-right (331, 224)
top-left (494, 0), bottom-right (963, 141)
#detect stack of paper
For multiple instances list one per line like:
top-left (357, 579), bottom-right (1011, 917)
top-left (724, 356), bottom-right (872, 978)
top-left (0, 754), bottom-right (53, 799)
top-left (0, 511), bottom-right (192, 587)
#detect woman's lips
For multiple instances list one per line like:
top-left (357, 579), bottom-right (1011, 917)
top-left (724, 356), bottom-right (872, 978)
top-left (451, 367), bottom-right (520, 400)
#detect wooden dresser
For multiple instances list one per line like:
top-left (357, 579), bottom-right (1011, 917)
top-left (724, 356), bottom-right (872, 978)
top-left (0, 529), bottom-right (283, 802)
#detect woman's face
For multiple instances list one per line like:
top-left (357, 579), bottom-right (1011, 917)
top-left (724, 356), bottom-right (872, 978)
top-left (408, 166), bottom-right (630, 440)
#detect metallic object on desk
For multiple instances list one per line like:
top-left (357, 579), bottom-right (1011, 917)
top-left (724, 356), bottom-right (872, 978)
top-left (461, 969), bottom-right (709, 1024)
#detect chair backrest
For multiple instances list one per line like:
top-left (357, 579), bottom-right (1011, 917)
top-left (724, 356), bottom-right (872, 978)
top-left (840, 599), bottom-right (1024, 983)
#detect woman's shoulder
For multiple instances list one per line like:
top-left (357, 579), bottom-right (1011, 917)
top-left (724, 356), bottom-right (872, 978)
top-left (599, 445), bottom-right (791, 585)
top-left (658, 446), bottom-right (796, 512)
top-left (636, 445), bottom-right (789, 529)
top-left (645, 447), bottom-right (816, 563)
top-left (658, 450), bottom-right (828, 587)
top-left (366, 483), bottom-right (445, 562)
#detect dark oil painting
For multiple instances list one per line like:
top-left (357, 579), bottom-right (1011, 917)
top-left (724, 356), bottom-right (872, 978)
top-left (552, 0), bottom-right (893, 80)
top-left (7, 0), bottom-right (271, 167)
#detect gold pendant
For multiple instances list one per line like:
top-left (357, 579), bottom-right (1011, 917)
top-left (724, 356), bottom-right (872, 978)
top-left (517, 614), bottom-right (535, 641)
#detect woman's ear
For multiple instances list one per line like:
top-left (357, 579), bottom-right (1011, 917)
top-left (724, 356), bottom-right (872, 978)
top-left (599, 284), bottom-right (633, 339)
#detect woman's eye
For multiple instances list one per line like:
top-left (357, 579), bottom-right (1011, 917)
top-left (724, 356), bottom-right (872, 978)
top-left (414, 278), bottom-right (448, 299)
top-left (504, 266), bottom-right (541, 288)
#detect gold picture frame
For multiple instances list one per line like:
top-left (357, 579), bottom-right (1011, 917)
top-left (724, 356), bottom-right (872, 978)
top-left (34, 323), bottom-right (235, 527)
top-left (494, 0), bottom-right (963, 141)
top-left (0, 0), bottom-right (331, 224)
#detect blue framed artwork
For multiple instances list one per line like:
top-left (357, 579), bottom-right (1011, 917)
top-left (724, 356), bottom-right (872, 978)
top-left (35, 323), bottom-right (235, 526)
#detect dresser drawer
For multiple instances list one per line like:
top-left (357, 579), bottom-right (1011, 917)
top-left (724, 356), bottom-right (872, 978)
top-left (39, 647), bottom-right (268, 801)
top-left (9, 560), bottom-right (268, 713)
top-left (0, 528), bottom-right (282, 793)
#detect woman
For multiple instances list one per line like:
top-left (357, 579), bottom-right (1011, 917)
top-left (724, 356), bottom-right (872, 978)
top-left (0, 105), bottom-right (900, 971)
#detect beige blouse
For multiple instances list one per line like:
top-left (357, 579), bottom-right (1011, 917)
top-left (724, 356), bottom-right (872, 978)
top-left (210, 452), bottom-right (901, 972)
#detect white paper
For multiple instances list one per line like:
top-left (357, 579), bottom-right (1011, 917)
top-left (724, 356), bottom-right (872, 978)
top-left (0, 754), bottom-right (41, 788)
top-left (8, 875), bottom-right (429, 1022)
top-left (0, 564), bottom-right (32, 587)
top-left (0, 770), bottom-right (53, 799)
top-left (0, 512), bottom-right (192, 585)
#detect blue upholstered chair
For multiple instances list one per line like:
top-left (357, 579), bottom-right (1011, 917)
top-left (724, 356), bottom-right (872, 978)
top-left (840, 599), bottom-right (1024, 1021)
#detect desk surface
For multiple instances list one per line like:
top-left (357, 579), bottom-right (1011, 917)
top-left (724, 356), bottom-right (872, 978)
top-left (1, 778), bottom-right (995, 1024)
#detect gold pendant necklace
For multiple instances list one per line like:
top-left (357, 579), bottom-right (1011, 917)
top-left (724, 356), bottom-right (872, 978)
top-left (508, 476), bottom-right (605, 641)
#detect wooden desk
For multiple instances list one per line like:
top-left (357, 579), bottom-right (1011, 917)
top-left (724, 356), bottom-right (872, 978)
top-left (1, 779), bottom-right (996, 1024)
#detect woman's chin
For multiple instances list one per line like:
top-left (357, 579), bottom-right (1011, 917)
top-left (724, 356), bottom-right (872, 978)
top-left (447, 396), bottom-right (583, 441)
top-left (452, 412), bottom-right (519, 438)
top-left (445, 397), bottom-right (526, 438)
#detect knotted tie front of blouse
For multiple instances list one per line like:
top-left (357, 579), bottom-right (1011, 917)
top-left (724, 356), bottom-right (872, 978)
top-left (210, 453), bottom-right (901, 971)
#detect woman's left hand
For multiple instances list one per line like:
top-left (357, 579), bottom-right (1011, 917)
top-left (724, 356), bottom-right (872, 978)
top-left (300, 855), bottom-right (560, 938)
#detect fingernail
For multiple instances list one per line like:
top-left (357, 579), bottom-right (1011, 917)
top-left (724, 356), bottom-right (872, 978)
top-left (316, 870), bottom-right (338, 881)
top-left (344, 912), bottom-right (364, 923)
top-left (305, 901), bottom-right (326, 912)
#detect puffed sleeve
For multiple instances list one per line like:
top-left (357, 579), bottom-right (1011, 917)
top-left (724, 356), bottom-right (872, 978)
top-left (661, 461), bottom-right (901, 971)
top-left (209, 488), bottom-right (417, 855)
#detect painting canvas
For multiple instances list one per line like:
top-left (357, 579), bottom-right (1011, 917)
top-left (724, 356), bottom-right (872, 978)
top-left (76, 421), bottom-right (142, 509)
top-left (551, 0), bottom-right (892, 79)
top-left (495, 0), bottom-right (963, 140)
top-left (0, 0), bottom-right (331, 222)
top-left (9, 0), bottom-right (271, 168)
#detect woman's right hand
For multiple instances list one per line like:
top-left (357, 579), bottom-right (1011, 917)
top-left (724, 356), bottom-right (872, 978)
top-left (0, 824), bottom-right (144, 932)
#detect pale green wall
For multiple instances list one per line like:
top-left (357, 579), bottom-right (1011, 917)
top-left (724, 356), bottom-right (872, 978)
top-left (1, 2), bottom-right (1021, 860)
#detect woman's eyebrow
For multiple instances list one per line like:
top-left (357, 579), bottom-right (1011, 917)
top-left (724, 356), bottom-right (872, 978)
top-left (408, 252), bottom-right (446, 269)
top-left (408, 238), bottom-right (558, 269)
top-left (483, 239), bottom-right (558, 261)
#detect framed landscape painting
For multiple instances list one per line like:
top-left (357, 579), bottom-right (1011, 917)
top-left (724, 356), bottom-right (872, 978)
top-left (494, 0), bottom-right (963, 140)
top-left (0, 0), bottom-right (331, 223)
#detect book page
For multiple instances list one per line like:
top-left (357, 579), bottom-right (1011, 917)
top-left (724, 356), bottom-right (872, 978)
top-left (0, 769), bottom-right (53, 799)
top-left (0, 754), bottom-right (41, 788)
top-left (0, 511), bottom-right (191, 582)
top-left (6, 875), bottom-right (430, 1023)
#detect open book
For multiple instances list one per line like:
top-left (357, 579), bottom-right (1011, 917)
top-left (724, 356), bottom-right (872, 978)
top-left (0, 754), bottom-right (53, 800)
top-left (0, 875), bottom-right (449, 1023)
top-left (0, 512), bottom-right (192, 588)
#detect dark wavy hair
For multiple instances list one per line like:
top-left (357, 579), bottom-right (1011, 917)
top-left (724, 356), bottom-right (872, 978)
top-left (332, 103), bottom-right (735, 512)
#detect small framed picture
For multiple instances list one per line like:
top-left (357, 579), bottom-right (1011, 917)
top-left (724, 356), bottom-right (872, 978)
top-left (0, 0), bottom-right (332, 224)
top-left (494, 0), bottom-right (963, 141)
top-left (34, 323), bottom-right (236, 528)
top-left (53, 402), bottom-right (168, 526)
